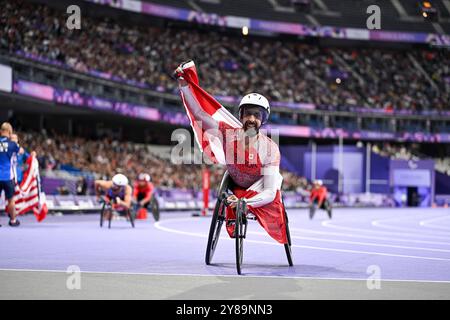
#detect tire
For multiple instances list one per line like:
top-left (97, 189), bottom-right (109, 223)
top-left (151, 197), bottom-right (160, 222)
top-left (205, 198), bottom-right (225, 265)
top-left (281, 197), bottom-right (293, 266)
top-left (309, 205), bottom-right (315, 219)
top-left (100, 203), bottom-right (105, 227)
top-left (129, 210), bottom-right (135, 228)
top-left (235, 200), bottom-right (245, 275)
top-left (284, 219), bottom-right (294, 266)
top-left (108, 211), bottom-right (112, 229)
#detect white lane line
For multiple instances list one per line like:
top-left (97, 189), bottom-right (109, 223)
top-left (289, 227), bottom-right (450, 247)
top-left (154, 218), bottom-right (450, 262)
top-left (245, 230), bottom-right (450, 253)
top-left (322, 220), bottom-right (450, 241)
top-left (419, 215), bottom-right (450, 231)
top-left (372, 217), bottom-right (450, 238)
top-left (2, 268), bottom-right (450, 283)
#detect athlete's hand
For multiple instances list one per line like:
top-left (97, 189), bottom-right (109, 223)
top-left (97, 196), bottom-right (108, 204)
top-left (177, 77), bottom-right (188, 87)
top-left (227, 195), bottom-right (238, 208)
top-left (173, 63), bottom-right (188, 87)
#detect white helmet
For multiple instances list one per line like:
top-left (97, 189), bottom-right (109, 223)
top-left (314, 179), bottom-right (323, 186)
top-left (138, 173), bottom-right (151, 182)
top-left (238, 93), bottom-right (270, 124)
top-left (112, 173), bottom-right (128, 187)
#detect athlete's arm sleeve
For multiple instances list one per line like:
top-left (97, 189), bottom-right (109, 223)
top-left (180, 85), bottom-right (218, 130)
top-left (245, 144), bottom-right (281, 208)
top-left (245, 166), bottom-right (280, 208)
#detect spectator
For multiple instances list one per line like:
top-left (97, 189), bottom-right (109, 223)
top-left (0, 0), bottom-right (448, 112)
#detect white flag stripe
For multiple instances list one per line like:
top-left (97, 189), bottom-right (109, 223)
top-left (14, 157), bottom-right (47, 219)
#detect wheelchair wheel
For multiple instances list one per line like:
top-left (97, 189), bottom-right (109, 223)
top-left (108, 211), bottom-right (112, 229)
top-left (129, 210), bottom-right (135, 228)
top-left (309, 204), bottom-right (316, 219)
top-left (205, 197), bottom-right (225, 265)
top-left (99, 202), bottom-right (105, 227)
top-left (151, 196), bottom-right (160, 222)
top-left (235, 199), bottom-right (247, 275)
top-left (284, 218), bottom-right (294, 266)
top-left (282, 198), bottom-right (294, 266)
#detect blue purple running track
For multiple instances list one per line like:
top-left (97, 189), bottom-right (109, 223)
top-left (1, 207), bottom-right (450, 299)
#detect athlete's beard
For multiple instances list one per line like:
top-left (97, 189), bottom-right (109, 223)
top-left (243, 121), bottom-right (260, 137)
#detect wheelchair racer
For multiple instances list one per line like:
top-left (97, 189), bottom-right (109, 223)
top-left (309, 179), bottom-right (332, 219)
top-left (132, 173), bottom-right (159, 220)
top-left (95, 173), bottom-right (132, 220)
top-left (175, 61), bottom-right (287, 244)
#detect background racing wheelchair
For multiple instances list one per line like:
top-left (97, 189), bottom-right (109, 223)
top-left (99, 196), bottom-right (136, 229)
top-left (132, 173), bottom-right (160, 222)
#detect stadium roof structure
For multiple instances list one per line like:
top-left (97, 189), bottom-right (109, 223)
top-left (86, 0), bottom-right (450, 46)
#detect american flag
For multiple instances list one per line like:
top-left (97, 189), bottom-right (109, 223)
top-left (14, 155), bottom-right (48, 222)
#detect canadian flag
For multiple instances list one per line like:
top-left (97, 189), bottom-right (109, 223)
top-left (176, 60), bottom-right (242, 165)
top-left (14, 155), bottom-right (48, 222)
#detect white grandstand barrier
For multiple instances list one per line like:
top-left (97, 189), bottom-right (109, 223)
top-left (187, 200), bottom-right (197, 208)
top-left (175, 201), bottom-right (188, 209)
top-left (164, 202), bottom-right (176, 210)
top-left (0, 193), bottom-right (399, 213)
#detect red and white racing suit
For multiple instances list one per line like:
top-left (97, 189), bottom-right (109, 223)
top-left (178, 63), bottom-right (287, 244)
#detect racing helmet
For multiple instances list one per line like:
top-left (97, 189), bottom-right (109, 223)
top-left (238, 93), bottom-right (270, 124)
top-left (314, 179), bottom-right (323, 186)
top-left (112, 173), bottom-right (129, 187)
top-left (138, 173), bottom-right (151, 182)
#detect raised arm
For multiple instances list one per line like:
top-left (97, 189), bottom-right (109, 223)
top-left (178, 79), bottom-right (218, 131)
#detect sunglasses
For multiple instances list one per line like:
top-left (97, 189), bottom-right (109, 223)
top-left (242, 108), bottom-right (263, 120)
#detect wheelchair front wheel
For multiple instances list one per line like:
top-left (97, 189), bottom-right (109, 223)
top-left (235, 199), bottom-right (247, 275)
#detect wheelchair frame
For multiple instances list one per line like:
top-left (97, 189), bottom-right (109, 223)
top-left (99, 200), bottom-right (135, 229)
top-left (205, 171), bottom-right (293, 275)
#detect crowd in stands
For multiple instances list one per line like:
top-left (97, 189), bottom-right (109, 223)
top-left (17, 130), bottom-right (308, 193)
top-left (1, 0), bottom-right (449, 112)
top-left (371, 143), bottom-right (419, 161)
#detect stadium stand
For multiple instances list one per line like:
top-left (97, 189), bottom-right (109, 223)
top-left (1, 0), bottom-right (448, 113)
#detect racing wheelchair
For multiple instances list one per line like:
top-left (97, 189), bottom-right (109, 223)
top-left (132, 194), bottom-right (160, 222)
top-left (309, 198), bottom-right (332, 220)
top-left (205, 171), bottom-right (293, 275)
top-left (99, 197), bottom-right (136, 229)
